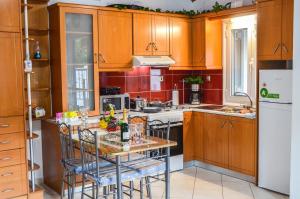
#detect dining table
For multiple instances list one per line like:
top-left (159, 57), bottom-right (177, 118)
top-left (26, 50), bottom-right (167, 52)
top-left (72, 127), bottom-right (177, 199)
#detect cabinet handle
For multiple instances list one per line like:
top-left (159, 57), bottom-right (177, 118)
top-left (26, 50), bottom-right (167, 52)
top-left (146, 43), bottom-right (152, 51)
top-left (99, 53), bottom-right (106, 63)
top-left (0, 157), bottom-right (12, 161)
top-left (273, 43), bottom-right (280, 54)
top-left (0, 140), bottom-right (9, 145)
top-left (220, 121), bottom-right (227, 128)
top-left (94, 53), bottom-right (98, 64)
top-left (282, 43), bottom-right (289, 53)
top-left (1, 188), bottom-right (14, 193)
top-left (153, 42), bottom-right (158, 51)
top-left (0, 124), bottom-right (9, 128)
top-left (229, 121), bottom-right (233, 128)
top-left (1, 172), bottom-right (13, 177)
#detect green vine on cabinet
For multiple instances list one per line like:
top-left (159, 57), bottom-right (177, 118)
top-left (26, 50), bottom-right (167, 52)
top-left (107, 1), bottom-right (232, 16)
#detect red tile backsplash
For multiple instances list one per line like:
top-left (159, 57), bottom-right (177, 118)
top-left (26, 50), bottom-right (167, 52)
top-left (100, 67), bottom-right (223, 105)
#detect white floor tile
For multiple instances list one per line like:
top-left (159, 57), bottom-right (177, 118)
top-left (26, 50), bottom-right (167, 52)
top-left (195, 168), bottom-right (222, 183)
top-left (250, 183), bottom-right (289, 199)
top-left (222, 181), bottom-right (253, 199)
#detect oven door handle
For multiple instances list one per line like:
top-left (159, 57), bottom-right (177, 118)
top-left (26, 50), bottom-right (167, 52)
top-left (151, 122), bottom-right (183, 129)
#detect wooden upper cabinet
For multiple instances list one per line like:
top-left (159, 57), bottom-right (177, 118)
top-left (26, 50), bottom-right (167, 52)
top-left (170, 18), bottom-right (192, 68)
top-left (98, 11), bottom-right (133, 70)
top-left (49, 6), bottom-right (99, 115)
top-left (133, 13), bottom-right (170, 56)
top-left (203, 113), bottom-right (229, 168)
top-left (192, 18), bottom-right (222, 69)
top-left (0, 32), bottom-right (23, 117)
top-left (257, 0), bottom-right (294, 60)
top-left (229, 117), bottom-right (257, 176)
top-left (0, 0), bottom-right (20, 32)
top-left (152, 15), bottom-right (170, 55)
top-left (183, 112), bottom-right (194, 162)
top-left (133, 13), bottom-right (153, 56)
top-left (281, 0), bottom-right (294, 60)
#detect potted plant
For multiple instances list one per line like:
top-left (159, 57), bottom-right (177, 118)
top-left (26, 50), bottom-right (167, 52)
top-left (184, 76), bottom-right (204, 91)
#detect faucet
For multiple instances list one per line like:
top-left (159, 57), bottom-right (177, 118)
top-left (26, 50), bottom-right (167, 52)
top-left (234, 92), bottom-right (253, 109)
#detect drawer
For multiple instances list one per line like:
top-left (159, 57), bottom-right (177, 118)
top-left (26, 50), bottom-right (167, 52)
top-left (0, 164), bottom-right (26, 184)
top-left (0, 149), bottom-right (25, 168)
top-left (0, 117), bottom-right (24, 135)
top-left (0, 180), bottom-right (27, 199)
top-left (0, 132), bottom-right (25, 151)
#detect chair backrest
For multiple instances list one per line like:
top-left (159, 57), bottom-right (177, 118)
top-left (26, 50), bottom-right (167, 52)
top-left (148, 120), bottom-right (170, 158)
top-left (78, 128), bottom-right (100, 177)
top-left (128, 116), bottom-right (148, 137)
top-left (59, 123), bottom-right (75, 163)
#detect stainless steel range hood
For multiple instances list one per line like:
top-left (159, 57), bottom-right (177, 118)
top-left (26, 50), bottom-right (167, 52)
top-left (133, 56), bottom-right (175, 67)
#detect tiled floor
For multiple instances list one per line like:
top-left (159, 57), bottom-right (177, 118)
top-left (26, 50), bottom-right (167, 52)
top-left (44, 167), bottom-right (289, 199)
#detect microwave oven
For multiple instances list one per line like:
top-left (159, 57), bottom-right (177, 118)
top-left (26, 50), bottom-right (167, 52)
top-left (100, 94), bottom-right (130, 114)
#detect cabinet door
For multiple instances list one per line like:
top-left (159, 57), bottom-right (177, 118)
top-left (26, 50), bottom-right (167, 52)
top-left (229, 117), bottom-right (256, 176)
top-left (170, 18), bottom-right (192, 68)
top-left (0, 33), bottom-right (23, 116)
top-left (281, 0), bottom-right (294, 60)
top-left (183, 112), bottom-right (194, 162)
top-left (133, 13), bottom-right (153, 56)
top-left (62, 8), bottom-right (99, 115)
top-left (257, 0), bottom-right (282, 60)
top-left (192, 18), bottom-right (205, 67)
top-left (203, 114), bottom-right (229, 168)
top-left (193, 112), bottom-right (204, 161)
top-left (98, 11), bottom-right (133, 70)
top-left (0, 0), bottom-right (20, 32)
top-left (152, 15), bottom-right (170, 56)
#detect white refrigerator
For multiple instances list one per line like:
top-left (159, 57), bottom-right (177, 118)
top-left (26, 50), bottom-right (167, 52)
top-left (259, 70), bottom-right (293, 195)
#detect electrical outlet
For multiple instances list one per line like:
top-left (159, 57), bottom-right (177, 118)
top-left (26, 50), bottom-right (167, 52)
top-left (160, 76), bottom-right (164, 82)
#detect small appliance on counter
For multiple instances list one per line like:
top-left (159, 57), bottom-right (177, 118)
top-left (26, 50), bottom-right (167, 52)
top-left (130, 96), bottom-right (147, 112)
top-left (100, 87), bottom-right (121, 95)
top-left (172, 84), bottom-right (179, 106)
top-left (100, 93), bottom-right (130, 114)
top-left (190, 84), bottom-right (201, 105)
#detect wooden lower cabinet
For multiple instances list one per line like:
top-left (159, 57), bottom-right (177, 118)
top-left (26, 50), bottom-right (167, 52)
top-left (229, 117), bottom-right (257, 176)
top-left (183, 112), bottom-right (194, 162)
top-left (184, 112), bottom-right (257, 177)
top-left (203, 114), bottom-right (229, 168)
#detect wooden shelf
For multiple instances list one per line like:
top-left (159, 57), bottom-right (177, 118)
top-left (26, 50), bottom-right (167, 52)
top-left (25, 87), bottom-right (51, 92)
top-left (27, 131), bottom-right (39, 140)
top-left (22, 28), bottom-right (49, 36)
top-left (31, 58), bottom-right (49, 62)
top-left (28, 160), bottom-right (40, 171)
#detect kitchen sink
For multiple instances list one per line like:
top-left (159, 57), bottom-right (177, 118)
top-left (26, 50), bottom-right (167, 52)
top-left (195, 105), bottom-right (255, 114)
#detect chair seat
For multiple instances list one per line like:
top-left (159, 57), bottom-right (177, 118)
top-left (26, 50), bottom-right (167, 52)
top-left (87, 165), bottom-right (142, 187)
top-left (63, 159), bottom-right (112, 174)
top-left (124, 158), bottom-right (166, 177)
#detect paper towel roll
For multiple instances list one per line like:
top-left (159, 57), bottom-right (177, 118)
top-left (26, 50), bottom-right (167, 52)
top-left (172, 89), bottom-right (179, 106)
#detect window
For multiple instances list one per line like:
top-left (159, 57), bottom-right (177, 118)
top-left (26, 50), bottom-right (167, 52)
top-left (223, 15), bottom-right (257, 106)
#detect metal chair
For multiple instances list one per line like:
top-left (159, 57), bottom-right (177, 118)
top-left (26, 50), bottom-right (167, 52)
top-left (59, 123), bottom-right (78, 199)
top-left (78, 128), bottom-right (146, 199)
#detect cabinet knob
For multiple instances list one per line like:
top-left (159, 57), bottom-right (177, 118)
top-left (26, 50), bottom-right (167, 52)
top-left (273, 43), bottom-right (281, 55)
top-left (153, 42), bottom-right (158, 51)
top-left (0, 140), bottom-right (9, 145)
top-left (0, 157), bottom-right (12, 161)
top-left (1, 172), bottom-right (13, 177)
top-left (282, 43), bottom-right (289, 53)
top-left (99, 53), bottom-right (106, 63)
top-left (220, 121), bottom-right (227, 128)
top-left (1, 188), bottom-right (14, 193)
top-left (146, 43), bottom-right (152, 51)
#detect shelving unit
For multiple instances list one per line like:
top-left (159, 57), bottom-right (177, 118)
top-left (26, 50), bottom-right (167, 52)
top-left (22, 0), bottom-right (50, 198)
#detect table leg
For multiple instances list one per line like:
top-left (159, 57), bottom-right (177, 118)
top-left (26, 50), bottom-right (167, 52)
top-left (116, 155), bottom-right (122, 199)
top-left (165, 147), bottom-right (170, 199)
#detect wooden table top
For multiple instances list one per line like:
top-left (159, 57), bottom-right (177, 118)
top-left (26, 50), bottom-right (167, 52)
top-left (72, 130), bottom-right (177, 156)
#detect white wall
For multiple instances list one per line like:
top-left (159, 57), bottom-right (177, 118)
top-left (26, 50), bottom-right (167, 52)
top-left (49, 0), bottom-right (254, 12)
top-left (290, 0), bottom-right (300, 198)
top-left (48, 0), bottom-right (195, 11)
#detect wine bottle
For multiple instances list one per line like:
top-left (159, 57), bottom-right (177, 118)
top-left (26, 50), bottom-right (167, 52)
top-left (121, 122), bottom-right (130, 142)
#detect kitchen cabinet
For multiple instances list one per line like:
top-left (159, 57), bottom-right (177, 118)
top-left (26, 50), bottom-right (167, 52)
top-left (0, 32), bottom-right (24, 117)
top-left (0, 0), bottom-right (20, 32)
top-left (192, 18), bottom-right (222, 69)
top-left (183, 112), bottom-right (194, 162)
top-left (169, 18), bottom-right (193, 69)
top-left (257, 0), bottom-right (294, 60)
top-left (203, 113), bottom-right (229, 168)
top-left (193, 112), bottom-right (204, 161)
top-left (229, 117), bottom-right (257, 176)
top-left (98, 11), bottom-right (133, 71)
top-left (49, 5), bottom-right (99, 115)
top-left (133, 13), bottom-right (170, 56)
